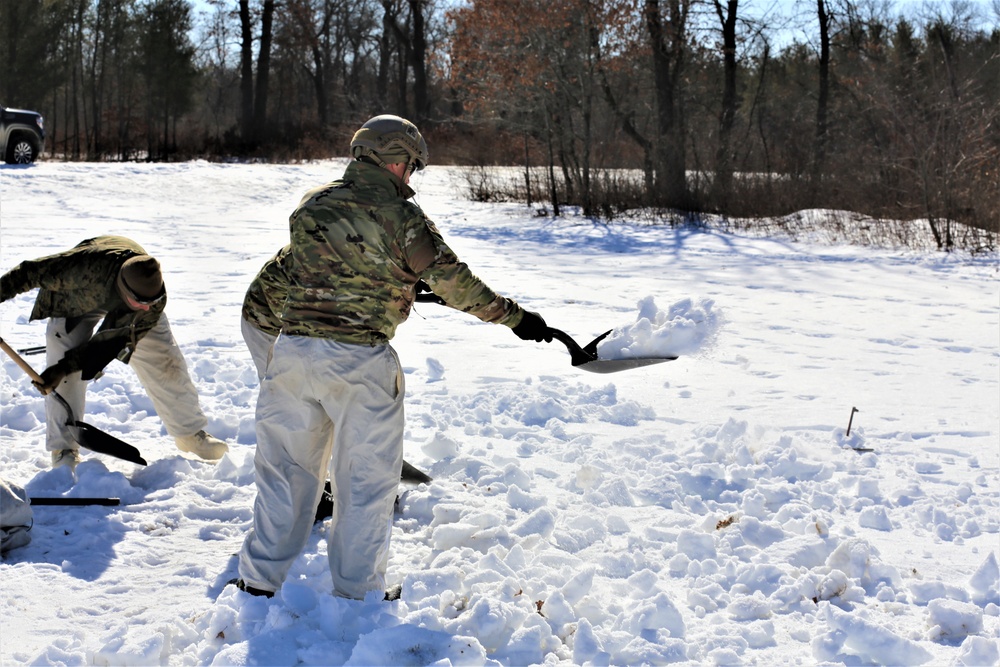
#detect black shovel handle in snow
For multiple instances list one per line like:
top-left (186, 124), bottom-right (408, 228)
top-left (30, 497), bottom-right (121, 506)
top-left (0, 336), bottom-right (148, 466)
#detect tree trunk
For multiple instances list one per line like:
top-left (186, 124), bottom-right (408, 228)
top-left (254, 0), bottom-right (274, 143)
top-left (814, 0), bottom-right (831, 189)
top-left (378, 0), bottom-right (395, 102)
top-left (308, 47), bottom-right (328, 128)
top-left (713, 0), bottom-right (739, 205)
top-left (645, 0), bottom-right (690, 208)
top-left (71, 0), bottom-right (85, 159)
top-left (408, 0), bottom-right (429, 122)
top-left (239, 0), bottom-right (255, 145)
top-left (596, 64), bottom-right (654, 193)
top-left (523, 130), bottom-right (532, 207)
top-left (545, 113), bottom-right (560, 216)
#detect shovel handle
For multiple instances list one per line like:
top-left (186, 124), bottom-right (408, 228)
top-left (546, 328), bottom-right (598, 366)
top-left (0, 336), bottom-right (45, 384)
top-left (30, 497), bottom-right (121, 506)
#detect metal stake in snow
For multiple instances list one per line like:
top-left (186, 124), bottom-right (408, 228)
top-left (846, 407), bottom-right (859, 437)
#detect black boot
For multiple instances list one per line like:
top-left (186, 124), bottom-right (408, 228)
top-left (228, 578), bottom-right (275, 598)
top-left (315, 481), bottom-right (334, 522)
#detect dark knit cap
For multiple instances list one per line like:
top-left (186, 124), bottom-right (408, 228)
top-left (120, 255), bottom-right (163, 299)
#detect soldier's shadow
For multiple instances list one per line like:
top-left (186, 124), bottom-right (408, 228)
top-left (13, 463), bottom-right (129, 581)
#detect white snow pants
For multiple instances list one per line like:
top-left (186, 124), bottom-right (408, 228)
top-left (240, 315), bottom-right (275, 381)
top-left (238, 334), bottom-right (404, 600)
top-left (45, 313), bottom-right (208, 452)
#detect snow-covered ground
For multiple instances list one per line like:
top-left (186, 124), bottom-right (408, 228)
top-left (0, 161), bottom-right (997, 666)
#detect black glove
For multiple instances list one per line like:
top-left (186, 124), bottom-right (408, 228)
top-left (512, 310), bottom-right (553, 343)
top-left (34, 360), bottom-right (70, 395)
top-left (414, 280), bottom-right (447, 305)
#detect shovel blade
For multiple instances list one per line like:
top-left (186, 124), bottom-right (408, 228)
top-left (70, 421), bottom-right (148, 466)
top-left (49, 391), bottom-right (147, 465)
top-left (401, 460), bottom-right (433, 485)
top-left (575, 356), bottom-right (677, 374)
top-left (552, 328), bottom-right (678, 374)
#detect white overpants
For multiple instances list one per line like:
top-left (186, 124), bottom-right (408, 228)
top-left (240, 316), bottom-right (275, 381)
top-left (238, 334), bottom-right (404, 599)
top-left (45, 313), bottom-right (207, 452)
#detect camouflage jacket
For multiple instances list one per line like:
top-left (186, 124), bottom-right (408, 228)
top-left (242, 245), bottom-right (290, 337)
top-left (0, 235), bottom-right (165, 379)
top-left (281, 160), bottom-right (525, 345)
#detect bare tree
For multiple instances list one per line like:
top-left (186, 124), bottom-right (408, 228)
top-left (253, 0), bottom-right (274, 143)
top-left (712, 0), bottom-right (740, 203)
top-left (408, 0), bottom-right (429, 122)
top-left (645, 0), bottom-right (693, 208)
top-left (239, 0), bottom-right (254, 143)
top-left (813, 0), bottom-right (831, 187)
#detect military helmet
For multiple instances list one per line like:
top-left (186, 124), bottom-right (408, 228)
top-left (350, 115), bottom-right (428, 172)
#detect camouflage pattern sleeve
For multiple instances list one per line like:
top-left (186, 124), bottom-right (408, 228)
top-left (0, 251), bottom-right (103, 303)
top-left (0, 236), bottom-right (164, 377)
top-left (401, 214), bottom-right (524, 327)
top-left (242, 246), bottom-right (290, 336)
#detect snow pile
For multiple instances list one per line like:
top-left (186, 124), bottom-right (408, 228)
top-left (0, 162), bottom-right (997, 666)
top-left (597, 296), bottom-right (720, 360)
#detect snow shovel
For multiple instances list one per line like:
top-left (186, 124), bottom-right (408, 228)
top-left (0, 337), bottom-right (148, 466)
top-left (546, 327), bottom-right (677, 374)
top-left (414, 293), bottom-right (676, 373)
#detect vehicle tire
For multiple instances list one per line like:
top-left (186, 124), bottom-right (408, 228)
top-left (5, 133), bottom-right (38, 164)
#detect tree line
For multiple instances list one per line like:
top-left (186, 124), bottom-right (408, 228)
top-left (2, 0), bottom-right (997, 248)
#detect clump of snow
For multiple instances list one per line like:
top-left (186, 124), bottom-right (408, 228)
top-left (925, 598), bottom-right (984, 641)
top-left (425, 357), bottom-right (445, 382)
top-left (816, 603), bottom-right (934, 664)
top-left (421, 431), bottom-right (461, 460)
top-left (597, 296), bottom-right (720, 360)
top-left (954, 636), bottom-right (1000, 666)
top-left (968, 552), bottom-right (1000, 606)
top-left (858, 505), bottom-right (893, 531)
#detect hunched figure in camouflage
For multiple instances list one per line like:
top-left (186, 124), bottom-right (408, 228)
top-left (0, 235), bottom-right (229, 469)
top-left (235, 115), bottom-right (552, 601)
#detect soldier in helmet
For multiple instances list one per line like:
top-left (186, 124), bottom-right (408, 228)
top-left (0, 235), bottom-right (230, 469)
top-left (233, 115), bottom-right (552, 601)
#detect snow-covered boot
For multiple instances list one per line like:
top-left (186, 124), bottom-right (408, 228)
top-left (175, 430), bottom-right (228, 461)
top-left (50, 449), bottom-right (80, 470)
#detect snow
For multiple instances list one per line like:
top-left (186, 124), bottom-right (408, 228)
top-left (1, 160), bottom-right (998, 666)
top-left (597, 296), bottom-right (720, 360)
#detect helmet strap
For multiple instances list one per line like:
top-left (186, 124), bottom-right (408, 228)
top-left (357, 150), bottom-right (385, 169)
